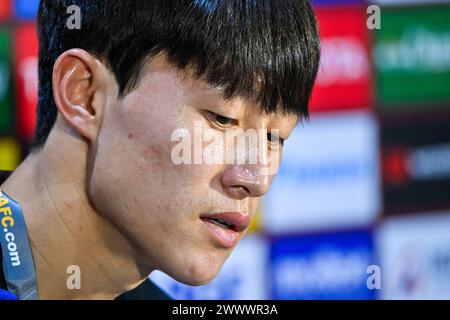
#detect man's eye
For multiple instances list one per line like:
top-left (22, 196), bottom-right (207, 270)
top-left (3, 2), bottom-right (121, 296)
top-left (208, 112), bottom-right (238, 127)
top-left (267, 132), bottom-right (285, 146)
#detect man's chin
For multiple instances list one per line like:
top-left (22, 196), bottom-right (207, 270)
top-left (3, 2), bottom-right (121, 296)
top-left (173, 268), bottom-right (221, 286)
top-left (176, 275), bottom-right (217, 287)
top-left (162, 259), bottom-right (224, 286)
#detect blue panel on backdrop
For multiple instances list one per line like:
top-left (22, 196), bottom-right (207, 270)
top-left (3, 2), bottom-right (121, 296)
top-left (270, 230), bottom-right (377, 300)
top-left (14, 0), bottom-right (39, 20)
top-left (313, 0), bottom-right (365, 5)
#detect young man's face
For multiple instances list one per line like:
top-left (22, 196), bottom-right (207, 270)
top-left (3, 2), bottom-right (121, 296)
top-left (87, 54), bottom-right (298, 285)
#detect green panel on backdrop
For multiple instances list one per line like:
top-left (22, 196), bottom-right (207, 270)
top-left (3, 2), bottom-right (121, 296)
top-left (373, 6), bottom-right (450, 110)
top-left (0, 28), bottom-right (13, 133)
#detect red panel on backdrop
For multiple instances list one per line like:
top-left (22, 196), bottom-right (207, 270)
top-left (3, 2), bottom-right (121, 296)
top-left (310, 6), bottom-right (373, 112)
top-left (0, 0), bottom-right (11, 21)
top-left (15, 23), bottom-right (38, 139)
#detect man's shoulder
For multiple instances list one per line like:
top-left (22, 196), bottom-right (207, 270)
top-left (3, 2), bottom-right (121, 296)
top-left (116, 278), bottom-right (173, 300)
top-left (0, 170), bottom-right (12, 185)
top-left (0, 264), bottom-right (172, 300)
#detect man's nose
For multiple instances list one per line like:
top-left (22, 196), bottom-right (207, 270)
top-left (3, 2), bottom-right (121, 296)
top-left (220, 165), bottom-right (271, 200)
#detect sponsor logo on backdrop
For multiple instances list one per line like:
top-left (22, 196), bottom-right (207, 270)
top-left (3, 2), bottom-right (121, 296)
top-left (375, 27), bottom-right (450, 73)
top-left (382, 115), bottom-right (450, 213)
top-left (374, 6), bottom-right (450, 107)
top-left (270, 230), bottom-right (377, 300)
top-left (378, 213), bottom-right (450, 299)
top-left (384, 144), bottom-right (450, 185)
top-left (317, 37), bottom-right (370, 87)
top-left (310, 6), bottom-right (372, 111)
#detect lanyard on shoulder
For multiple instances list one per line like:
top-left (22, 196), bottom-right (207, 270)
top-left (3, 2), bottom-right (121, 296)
top-left (0, 190), bottom-right (38, 300)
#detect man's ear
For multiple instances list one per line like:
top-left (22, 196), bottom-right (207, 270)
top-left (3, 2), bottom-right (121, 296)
top-left (52, 49), bottom-right (107, 142)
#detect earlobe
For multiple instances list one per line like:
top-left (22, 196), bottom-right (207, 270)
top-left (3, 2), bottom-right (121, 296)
top-left (52, 49), bottom-right (106, 143)
top-left (70, 104), bottom-right (96, 138)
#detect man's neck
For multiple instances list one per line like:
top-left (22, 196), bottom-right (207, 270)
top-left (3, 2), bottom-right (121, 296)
top-left (0, 136), bottom-right (150, 299)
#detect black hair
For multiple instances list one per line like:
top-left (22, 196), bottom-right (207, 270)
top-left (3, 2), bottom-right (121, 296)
top-left (34, 0), bottom-right (321, 148)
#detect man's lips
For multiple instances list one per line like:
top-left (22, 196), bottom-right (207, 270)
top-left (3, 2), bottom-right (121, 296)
top-left (200, 212), bottom-right (251, 248)
top-left (199, 212), bottom-right (251, 232)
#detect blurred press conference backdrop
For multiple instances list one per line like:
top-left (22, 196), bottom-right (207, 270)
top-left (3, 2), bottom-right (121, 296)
top-left (0, 0), bottom-right (450, 300)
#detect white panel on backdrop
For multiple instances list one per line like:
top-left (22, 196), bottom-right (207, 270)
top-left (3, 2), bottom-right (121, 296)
top-left (149, 235), bottom-right (268, 300)
top-left (377, 212), bottom-right (450, 300)
top-left (262, 110), bottom-right (381, 233)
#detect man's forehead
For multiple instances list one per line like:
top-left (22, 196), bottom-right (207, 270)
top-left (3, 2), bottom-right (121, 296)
top-left (140, 54), bottom-right (300, 124)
